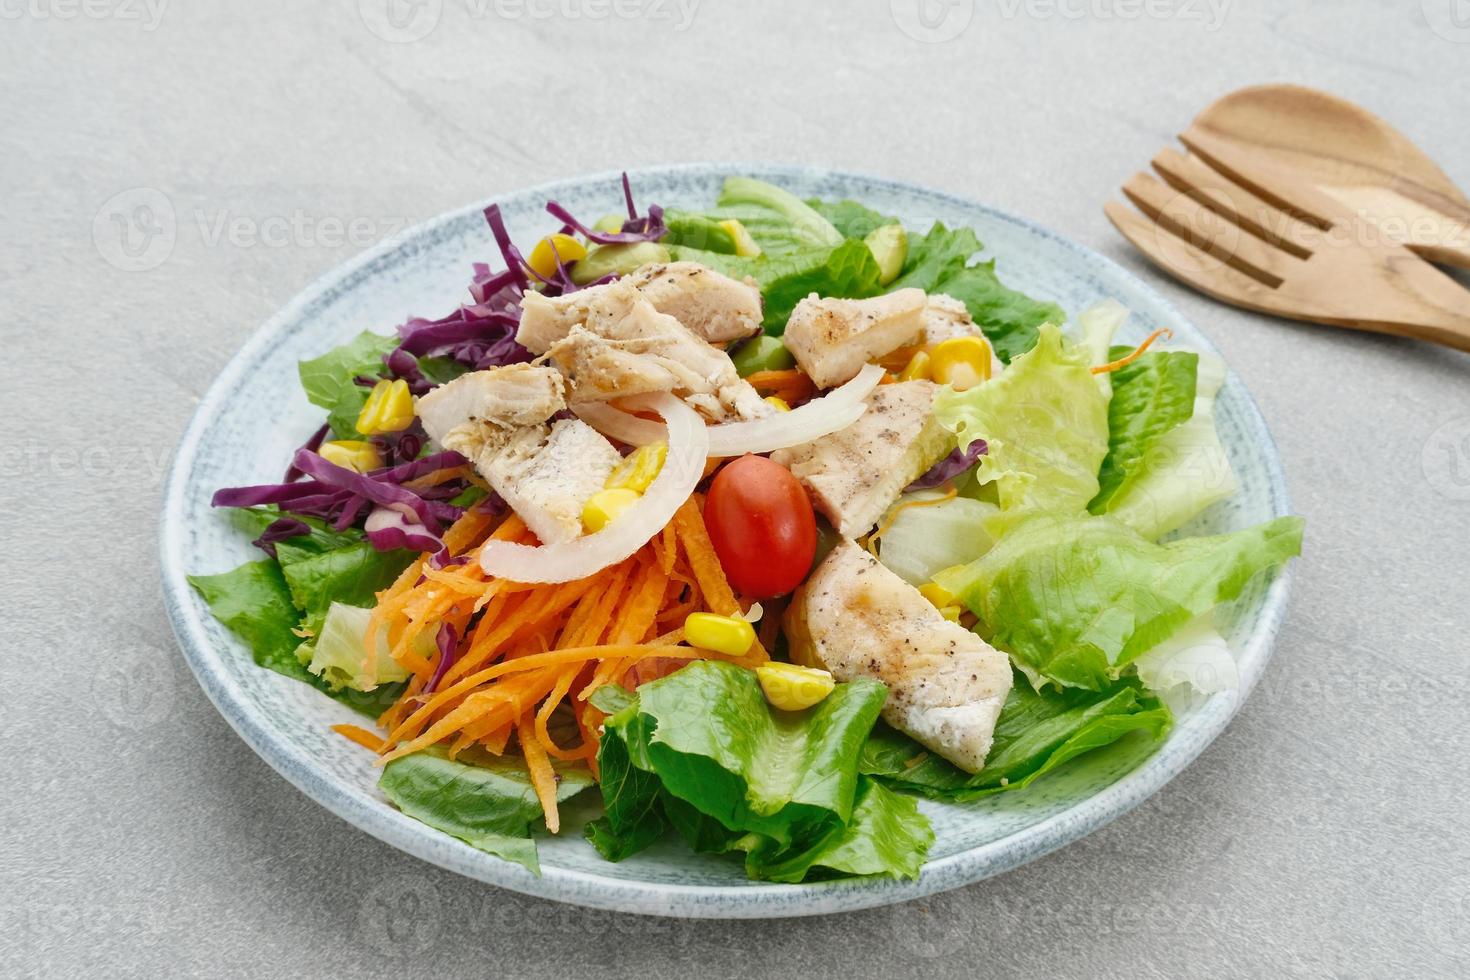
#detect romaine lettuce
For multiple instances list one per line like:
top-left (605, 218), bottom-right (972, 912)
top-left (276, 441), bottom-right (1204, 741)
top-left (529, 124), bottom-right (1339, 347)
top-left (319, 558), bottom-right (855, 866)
top-left (585, 662), bottom-right (932, 881)
top-left (1090, 347), bottom-right (1199, 513)
top-left (935, 512), bottom-right (1304, 691)
top-left (933, 323), bottom-right (1110, 517)
top-left (299, 601), bottom-right (411, 692)
top-left (379, 748), bottom-right (593, 875)
top-left (1100, 354), bottom-right (1239, 540)
top-left (860, 671), bottom-right (1171, 802)
top-left (876, 492), bottom-right (999, 585)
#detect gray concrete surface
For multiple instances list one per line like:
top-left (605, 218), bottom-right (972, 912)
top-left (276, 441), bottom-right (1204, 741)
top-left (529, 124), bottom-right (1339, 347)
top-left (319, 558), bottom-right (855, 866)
top-left (5, 1), bottom-right (1469, 976)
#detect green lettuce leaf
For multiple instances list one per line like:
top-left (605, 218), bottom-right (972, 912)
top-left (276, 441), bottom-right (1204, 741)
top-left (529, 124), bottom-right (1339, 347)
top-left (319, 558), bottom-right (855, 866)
top-left (933, 322), bottom-right (1110, 517)
top-left (1100, 354), bottom-right (1239, 540)
top-left (889, 222), bottom-right (984, 293)
top-left (297, 331), bottom-right (396, 410)
top-left (589, 661), bottom-right (932, 881)
top-left (299, 601), bottom-right (412, 692)
top-left (274, 539), bottom-right (415, 634)
top-left (875, 493), bottom-right (999, 585)
top-left (936, 260), bottom-right (1067, 363)
top-left (710, 176), bottom-right (843, 254)
top-left (187, 559), bottom-right (401, 715)
top-left (379, 749), bottom-right (593, 875)
top-left (659, 776), bottom-right (933, 882)
top-left (1090, 348), bottom-right (1199, 513)
top-left (187, 560), bottom-right (303, 675)
top-left (935, 513), bottom-right (1304, 691)
top-left (860, 672), bottom-right (1172, 802)
top-left (805, 198), bottom-right (895, 239)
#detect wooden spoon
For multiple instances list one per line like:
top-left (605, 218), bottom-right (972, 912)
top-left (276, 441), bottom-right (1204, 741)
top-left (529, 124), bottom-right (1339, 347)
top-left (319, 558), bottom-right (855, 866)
top-left (1186, 84), bottom-right (1470, 268)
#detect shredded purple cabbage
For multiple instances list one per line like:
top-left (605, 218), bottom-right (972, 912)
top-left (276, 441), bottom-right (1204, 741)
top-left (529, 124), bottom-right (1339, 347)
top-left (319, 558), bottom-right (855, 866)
top-left (281, 424), bottom-right (329, 483)
top-left (907, 441), bottom-right (988, 491)
top-left (546, 172), bottom-right (668, 247)
top-left (213, 448), bottom-right (474, 550)
top-left (423, 623), bottom-right (460, 694)
top-left (251, 517), bottom-right (311, 558)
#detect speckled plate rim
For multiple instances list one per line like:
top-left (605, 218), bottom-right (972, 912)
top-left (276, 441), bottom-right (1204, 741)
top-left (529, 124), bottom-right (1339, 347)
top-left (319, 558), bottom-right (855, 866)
top-left (161, 163), bottom-right (1294, 918)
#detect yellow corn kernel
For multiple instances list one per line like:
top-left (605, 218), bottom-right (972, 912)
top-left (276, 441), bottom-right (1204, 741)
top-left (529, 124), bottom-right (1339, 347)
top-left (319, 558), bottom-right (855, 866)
top-left (764, 396), bottom-right (791, 412)
top-left (581, 487), bottom-right (641, 533)
top-left (318, 440), bottom-right (383, 474)
top-left (526, 233), bottom-right (588, 279)
top-left (939, 605), bottom-right (963, 622)
top-left (898, 350), bottom-right (933, 383)
top-left (719, 219), bottom-right (762, 257)
top-left (918, 582), bottom-right (956, 609)
top-left (356, 379), bottom-right (415, 435)
top-left (929, 336), bottom-right (993, 392)
top-left (684, 612), bottom-right (756, 657)
top-left (605, 442), bottom-right (667, 494)
top-left (756, 662), bottom-right (835, 711)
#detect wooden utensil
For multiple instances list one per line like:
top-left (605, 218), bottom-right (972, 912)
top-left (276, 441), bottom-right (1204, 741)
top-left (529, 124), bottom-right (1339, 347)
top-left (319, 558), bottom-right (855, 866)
top-left (1106, 89), bottom-right (1470, 352)
top-left (1189, 85), bottom-right (1470, 269)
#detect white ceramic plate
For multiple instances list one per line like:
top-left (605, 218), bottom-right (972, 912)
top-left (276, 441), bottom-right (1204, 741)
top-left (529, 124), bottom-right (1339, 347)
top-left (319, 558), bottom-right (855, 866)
top-left (161, 164), bottom-right (1294, 918)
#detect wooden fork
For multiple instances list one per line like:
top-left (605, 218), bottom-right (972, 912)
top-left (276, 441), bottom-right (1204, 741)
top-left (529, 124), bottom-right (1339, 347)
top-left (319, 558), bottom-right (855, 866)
top-left (1105, 127), bottom-right (1470, 353)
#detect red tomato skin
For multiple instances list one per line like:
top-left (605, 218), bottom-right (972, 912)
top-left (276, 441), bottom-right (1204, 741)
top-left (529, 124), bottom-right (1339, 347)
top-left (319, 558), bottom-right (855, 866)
top-left (704, 454), bottom-right (817, 598)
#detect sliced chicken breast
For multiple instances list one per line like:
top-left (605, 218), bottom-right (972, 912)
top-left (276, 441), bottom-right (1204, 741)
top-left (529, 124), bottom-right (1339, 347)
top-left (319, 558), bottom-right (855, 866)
top-left (415, 364), bottom-right (567, 460)
top-left (517, 261), bottom-right (761, 351)
top-left (782, 288), bottom-right (927, 388)
top-left (920, 293), bottom-right (977, 345)
top-left (622, 262), bottom-right (763, 344)
top-left (479, 418), bottom-right (621, 546)
top-left (771, 380), bottom-right (950, 537)
top-left (543, 281), bottom-right (770, 421)
top-left (784, 541), bottom-right (1013, 773)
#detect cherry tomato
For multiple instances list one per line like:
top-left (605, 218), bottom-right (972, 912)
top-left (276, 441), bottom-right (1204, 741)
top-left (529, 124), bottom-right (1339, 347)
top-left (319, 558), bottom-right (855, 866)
top-left (704, 454), bottom-right (817, 598)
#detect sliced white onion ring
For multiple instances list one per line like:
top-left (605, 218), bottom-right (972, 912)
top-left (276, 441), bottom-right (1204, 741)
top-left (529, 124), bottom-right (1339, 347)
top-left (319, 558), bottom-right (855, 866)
top-left (478, 392), bottom-right (707, 584)
top-left (573, 363), bottom-right (884, 456)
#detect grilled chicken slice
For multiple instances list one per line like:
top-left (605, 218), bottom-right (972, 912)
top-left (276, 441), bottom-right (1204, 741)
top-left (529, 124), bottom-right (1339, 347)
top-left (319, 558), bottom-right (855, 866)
top-left (782, 288), bottom-right (927, 388)
top-left (541, 281), bottom-right (770, 421)
top-left (919, 293), bottom-right (977, 345)
top-left (479, 418), bottom-right (621, 545)
top-left (771, 380), bottom-right (950, 537)
top-left (415, 364), bottom-right (567, 460)
top-left (517, 262), bottom-right (761, 350)
top-left (621, 262), bottom-right (763, 345)
top-left (784, 541), bottom-right (1013, 773)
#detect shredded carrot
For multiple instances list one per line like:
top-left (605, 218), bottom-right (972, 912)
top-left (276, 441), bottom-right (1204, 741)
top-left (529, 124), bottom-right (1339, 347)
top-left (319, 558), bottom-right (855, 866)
top-left (866, 485), bottom-right (958, 558)
top-left (517, 716), bottom-right (561, 834)
top-left (745, 368), bottom-right (816, 405)
top-left (332, 724), bottom-right (385, 752)
top-left (1091, 327), bottom-right (1174, 374)
top-left (354, 497), bottom-right (780, 830)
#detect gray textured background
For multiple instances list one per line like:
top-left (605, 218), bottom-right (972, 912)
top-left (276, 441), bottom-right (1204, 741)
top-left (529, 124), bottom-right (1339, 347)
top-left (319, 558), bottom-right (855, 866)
top-left (5, 1), bottom-right (1469, 977)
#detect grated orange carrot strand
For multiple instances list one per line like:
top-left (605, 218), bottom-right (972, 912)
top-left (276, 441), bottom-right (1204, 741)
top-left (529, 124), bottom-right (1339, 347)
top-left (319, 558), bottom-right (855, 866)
top-left (332, 724), bottom-right (385, 752)
top-left (1092, 328), bottom-right (1173, 374)
top-left (517, 716), bottom-right (561, 834)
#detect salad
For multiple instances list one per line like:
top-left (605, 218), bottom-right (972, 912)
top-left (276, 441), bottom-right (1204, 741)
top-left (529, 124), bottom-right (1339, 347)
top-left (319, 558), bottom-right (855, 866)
top-left (189, 175), bottom-right (1303, 883)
